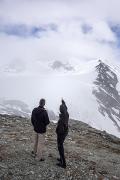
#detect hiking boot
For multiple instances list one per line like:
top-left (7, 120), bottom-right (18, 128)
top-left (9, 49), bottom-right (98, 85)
top-left (56, 162), bottom-right (66, 169)
top-left (31, 151), bottom-right (36, 158)
top-left (57, 158), bottom-right (61, 162)
top-left (39, 158), bottom-right (45, 162)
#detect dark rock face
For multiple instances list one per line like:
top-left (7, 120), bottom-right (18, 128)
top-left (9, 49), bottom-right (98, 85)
top-left (92, 60), bottom-right (120, 132)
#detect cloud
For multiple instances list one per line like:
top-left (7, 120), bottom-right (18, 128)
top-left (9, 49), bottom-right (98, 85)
top-left (81, 24), bottom-right (92, 34)
top-left (51, 61), bottom-right (74, 71)
top-left (1, 0), bottom-right (120, 122)
top-left (0, 0), bottom-right (120, 77)
top-left (3, 59), bottom-right (26, 73)
top-left (110, 24), bottom-right (120, 46)
top-left (0, 0), bottom-right (120, 25)
top-left (0, 23), bottom-right (57, 38)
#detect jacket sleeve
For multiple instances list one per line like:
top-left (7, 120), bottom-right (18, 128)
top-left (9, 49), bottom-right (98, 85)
top-left (31, 109), bottom-right (36, 127)
top-left (56, 120), bottom-right (65, 134)
top-left (44, 111), bottom-right (50, 126)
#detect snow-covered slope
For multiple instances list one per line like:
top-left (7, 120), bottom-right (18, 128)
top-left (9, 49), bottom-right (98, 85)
top-left (92, 61), bottom-right (120, 134)
top-left (66, 60), bottom-right (120, 138)
top-left (0, 60), bottom-right (120, 137)
top-left (0, 99), bottom-right (31, 118)
top-left (0, 99), bottom-right (56, 121)
top-left (92, 60), bottom-right (120, 137)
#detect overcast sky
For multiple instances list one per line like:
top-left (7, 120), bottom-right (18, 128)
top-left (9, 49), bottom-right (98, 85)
top-left (0, 0), bottom-right (120, 115)
top-left (0, 0), bottom-right (120, 76)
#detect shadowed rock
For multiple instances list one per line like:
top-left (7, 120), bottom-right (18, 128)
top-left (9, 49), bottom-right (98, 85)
top-left (92, 60), bottom-right (120, 132)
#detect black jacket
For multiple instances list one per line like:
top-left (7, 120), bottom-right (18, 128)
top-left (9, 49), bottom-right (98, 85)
top-left (31, 106), bottom-right (50, 134)
top-left (56, 112), bottom-right (69, 135)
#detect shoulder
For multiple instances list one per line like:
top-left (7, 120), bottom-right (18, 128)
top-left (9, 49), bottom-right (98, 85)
top-left (38, 107), bottom-right (48, 115)
top-left (32, 107), bottom-right (38, 113)
top-left (43, 109), bottom-right (48, 115)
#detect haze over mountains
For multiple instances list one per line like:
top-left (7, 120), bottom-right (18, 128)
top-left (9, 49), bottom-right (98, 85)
top-left (0, 99), bottom-right (56, 121)
top-left (0, 60), bottom-right (120, 138)
top-left (0, 99), bottom-right (31, 118)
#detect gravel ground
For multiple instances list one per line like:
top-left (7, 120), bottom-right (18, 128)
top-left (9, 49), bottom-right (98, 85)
top-left (0, 114), bottom-right (120, 180)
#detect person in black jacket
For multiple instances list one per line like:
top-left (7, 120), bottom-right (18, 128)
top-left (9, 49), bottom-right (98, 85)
top-left (56, 99), bottom-right (69, 168)
top-left (31, 99), bottom-right (50, 161)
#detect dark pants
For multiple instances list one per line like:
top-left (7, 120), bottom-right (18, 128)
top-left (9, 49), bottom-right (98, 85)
top-left (57, 132), bottom-right (68, 166)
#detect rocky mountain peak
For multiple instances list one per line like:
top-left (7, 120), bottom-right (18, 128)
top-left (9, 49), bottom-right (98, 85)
top-left (92, 60), bottom-right (120, 132)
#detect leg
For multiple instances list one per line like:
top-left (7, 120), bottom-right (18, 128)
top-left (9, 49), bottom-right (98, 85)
top-left (57, 135), bottom-right (66, 167)
top-left (37, 134), bottom-right (45, 160)
top-left (33, 133), bottom-right (38, 155)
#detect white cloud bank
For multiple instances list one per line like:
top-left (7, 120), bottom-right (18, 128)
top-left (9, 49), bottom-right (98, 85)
top-left (1, 1), bottom-right (120, 137)
top-left (0, 0), bottom-right (120, 76)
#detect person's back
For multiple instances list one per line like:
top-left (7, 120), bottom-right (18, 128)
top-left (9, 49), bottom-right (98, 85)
top-left (31, 99), bottom-right (50, 161)
top-left (31, 105), bottom-right (49, 134)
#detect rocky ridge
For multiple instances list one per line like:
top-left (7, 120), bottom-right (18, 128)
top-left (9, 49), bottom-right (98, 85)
top-left (0, 114), bottom-right (120, 180)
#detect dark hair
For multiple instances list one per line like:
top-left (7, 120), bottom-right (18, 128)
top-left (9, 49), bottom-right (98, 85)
top-left (39, 99), bottom-right (45, 107)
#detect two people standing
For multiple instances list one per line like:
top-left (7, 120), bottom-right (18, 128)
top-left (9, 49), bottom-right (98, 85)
top-left (31, 99), bottom-right (69, 168)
